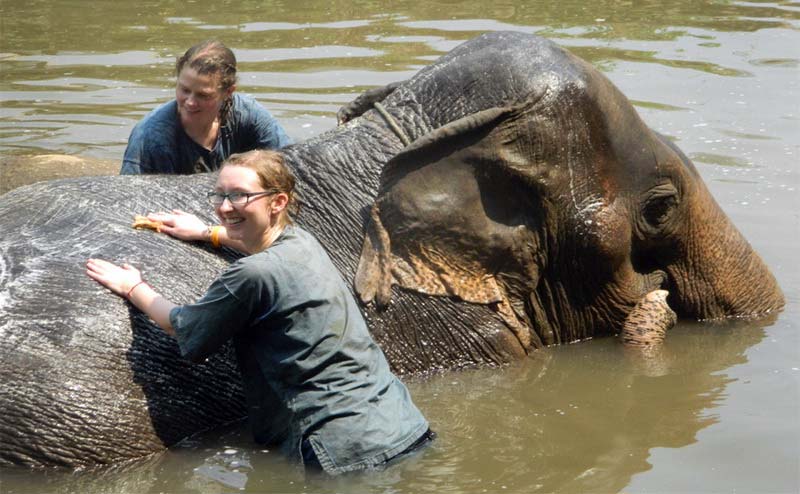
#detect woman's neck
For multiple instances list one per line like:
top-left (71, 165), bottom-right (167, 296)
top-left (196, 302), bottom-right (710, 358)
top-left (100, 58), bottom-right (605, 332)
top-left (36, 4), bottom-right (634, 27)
top-left (244, 223), bottom-right (285, 254)
top-left (181, 114), bottom-right (220, 150)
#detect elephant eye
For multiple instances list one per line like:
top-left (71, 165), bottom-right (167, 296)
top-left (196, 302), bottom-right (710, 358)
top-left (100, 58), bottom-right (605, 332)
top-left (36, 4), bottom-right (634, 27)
top-left (642, 183), bottom-right (679, 231)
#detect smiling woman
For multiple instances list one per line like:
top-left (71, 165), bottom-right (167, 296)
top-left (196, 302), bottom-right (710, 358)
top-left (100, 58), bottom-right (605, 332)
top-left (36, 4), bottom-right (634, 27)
top-left (120, 41), bottom-right (293, 175)
top-left (206, 151), bottom-right (297, 253)
top-left (87, 149), bottom-right (433, 475)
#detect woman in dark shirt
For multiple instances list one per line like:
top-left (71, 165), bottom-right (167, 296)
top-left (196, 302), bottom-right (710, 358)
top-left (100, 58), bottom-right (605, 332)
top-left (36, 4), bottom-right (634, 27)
top-left (121, 40), bottom-right (291, 175)
top-left (88, 149), bottom-right (433, 474)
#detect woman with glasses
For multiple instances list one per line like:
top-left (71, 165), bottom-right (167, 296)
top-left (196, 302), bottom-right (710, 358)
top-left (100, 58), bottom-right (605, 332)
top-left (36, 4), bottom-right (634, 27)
top-left (120, 40), bottom-right (291, 175)
top-left (87, 149), bottom-right (433, 474)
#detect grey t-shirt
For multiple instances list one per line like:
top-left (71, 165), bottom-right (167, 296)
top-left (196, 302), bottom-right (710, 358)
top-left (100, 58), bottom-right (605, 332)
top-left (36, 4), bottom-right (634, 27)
top-left (121, 93), bottom-right (292, 175)
top-left (169, 225), bottom-right (428, 474)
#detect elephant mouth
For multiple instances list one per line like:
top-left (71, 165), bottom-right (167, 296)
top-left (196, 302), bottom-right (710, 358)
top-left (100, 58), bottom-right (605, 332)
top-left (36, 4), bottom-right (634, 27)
top-left (640, 269), bottom-right (669, 294)
top-left (633, 269), bottom-right (672, 317)
top-left (517, 269), bottom-right (672, 348)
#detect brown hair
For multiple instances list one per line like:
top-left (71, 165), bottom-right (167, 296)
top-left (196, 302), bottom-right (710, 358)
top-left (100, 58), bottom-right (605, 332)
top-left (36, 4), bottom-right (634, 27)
top-left (176, 40), bottom-right (237, 123)
top-left (223, 149), bottom-right (298, 226)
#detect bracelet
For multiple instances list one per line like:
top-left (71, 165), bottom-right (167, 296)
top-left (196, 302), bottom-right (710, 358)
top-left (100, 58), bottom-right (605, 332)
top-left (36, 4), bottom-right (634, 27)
top-left (208, 225), bottom-right (222, 249)
top-left (126, 280), bottom-right (147, 299)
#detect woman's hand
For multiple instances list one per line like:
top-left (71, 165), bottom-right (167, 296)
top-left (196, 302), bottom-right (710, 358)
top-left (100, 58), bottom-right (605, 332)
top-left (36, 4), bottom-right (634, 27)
top-left (86, 259), bottom-right (143, 298)
top-left (147, 210), bottom-right (208, 242)
top-left (86, 258), bottom-right (176, 333)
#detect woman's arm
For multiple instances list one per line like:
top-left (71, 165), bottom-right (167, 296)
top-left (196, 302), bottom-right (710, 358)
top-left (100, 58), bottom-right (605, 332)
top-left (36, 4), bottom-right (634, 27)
top-left (147, 210), bottom-right (247, 252)
top-left (85, 259), bottom-right (176, 334)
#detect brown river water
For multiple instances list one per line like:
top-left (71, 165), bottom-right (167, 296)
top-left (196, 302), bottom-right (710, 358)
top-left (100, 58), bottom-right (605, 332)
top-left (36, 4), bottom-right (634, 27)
top-left (1, 1), bottom-right (798, 492)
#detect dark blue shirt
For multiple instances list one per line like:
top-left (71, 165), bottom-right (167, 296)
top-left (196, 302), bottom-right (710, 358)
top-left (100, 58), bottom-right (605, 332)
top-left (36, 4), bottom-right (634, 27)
top-left (121, 93), bottom-right (292, 174)
top-left (169, 225), bottom-right (429, 474)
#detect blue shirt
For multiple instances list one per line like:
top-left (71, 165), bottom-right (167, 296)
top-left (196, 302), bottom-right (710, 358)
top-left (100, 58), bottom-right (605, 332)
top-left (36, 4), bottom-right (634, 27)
top-left (169, 225), bottom-right (429, 474)
top-left (121, 93), bottom-right (292, 174)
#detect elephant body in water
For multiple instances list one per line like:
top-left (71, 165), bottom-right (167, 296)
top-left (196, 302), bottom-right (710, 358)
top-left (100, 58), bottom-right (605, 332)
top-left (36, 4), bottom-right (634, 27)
top-left (0, 32), bottom-right (782, 468)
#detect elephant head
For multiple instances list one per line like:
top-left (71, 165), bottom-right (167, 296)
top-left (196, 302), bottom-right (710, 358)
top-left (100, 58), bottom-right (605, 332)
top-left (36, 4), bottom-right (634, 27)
top-left (355, 46), bottom-right (784, 351)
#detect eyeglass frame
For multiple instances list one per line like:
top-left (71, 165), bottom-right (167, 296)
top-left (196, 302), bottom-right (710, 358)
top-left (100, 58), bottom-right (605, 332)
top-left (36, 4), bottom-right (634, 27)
top-left (206, 189), bottom-right (278, 207)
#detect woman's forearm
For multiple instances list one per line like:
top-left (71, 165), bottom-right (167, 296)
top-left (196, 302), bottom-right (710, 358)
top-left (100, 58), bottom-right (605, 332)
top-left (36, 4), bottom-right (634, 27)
top-left (144, 212), bottom-right (248, 253)
top-left (127, 281), bottom-right (178, 336)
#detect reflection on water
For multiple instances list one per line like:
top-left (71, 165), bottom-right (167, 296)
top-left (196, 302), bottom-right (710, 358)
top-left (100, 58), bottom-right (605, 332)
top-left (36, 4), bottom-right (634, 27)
top-left (0, 0), bottom-right (798, 492)
top-left (0, 320), bottom-right (775, 493)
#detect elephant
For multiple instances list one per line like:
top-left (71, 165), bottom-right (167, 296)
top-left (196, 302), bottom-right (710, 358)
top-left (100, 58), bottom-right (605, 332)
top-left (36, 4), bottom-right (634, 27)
top-left (0, 31), bottom-right (783, 469)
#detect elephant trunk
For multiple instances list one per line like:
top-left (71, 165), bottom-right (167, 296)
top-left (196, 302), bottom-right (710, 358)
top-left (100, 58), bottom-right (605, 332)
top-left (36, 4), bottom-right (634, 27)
top-left (620, 290), bottom-right (677, 347)
top-left (669, 189), bottom-right (784, 320)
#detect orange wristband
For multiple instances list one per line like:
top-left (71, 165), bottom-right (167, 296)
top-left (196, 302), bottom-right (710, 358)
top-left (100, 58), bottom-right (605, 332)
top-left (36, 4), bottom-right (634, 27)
top-left (208, 225), bottom-right (222, 248)
top-left (126, 280), bottom-right (147, 299)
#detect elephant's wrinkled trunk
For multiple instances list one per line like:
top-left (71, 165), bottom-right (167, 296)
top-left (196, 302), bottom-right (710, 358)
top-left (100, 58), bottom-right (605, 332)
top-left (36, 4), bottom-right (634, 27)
top-left (620, 289), bottom-right (676, 347)
top-left (669, 190), bottom-right (784, 320)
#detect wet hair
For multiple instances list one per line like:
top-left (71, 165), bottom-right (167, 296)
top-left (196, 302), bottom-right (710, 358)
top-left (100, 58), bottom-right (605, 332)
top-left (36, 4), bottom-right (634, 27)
top-left (222, 149), bottom-right (299, 226)
top-left (176, 40), bottom-right (237, 123)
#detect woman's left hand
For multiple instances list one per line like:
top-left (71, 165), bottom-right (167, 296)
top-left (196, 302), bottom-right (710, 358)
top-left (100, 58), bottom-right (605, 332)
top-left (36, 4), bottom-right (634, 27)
top-left (86, 259), bottom-right (142, 298)
top-left (146, 210), bottom-right (208, 242)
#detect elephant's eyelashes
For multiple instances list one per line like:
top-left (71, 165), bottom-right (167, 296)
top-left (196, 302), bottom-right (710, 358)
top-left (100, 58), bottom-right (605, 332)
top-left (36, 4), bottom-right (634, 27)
top-left (642, 183), bottom-right (679, 233)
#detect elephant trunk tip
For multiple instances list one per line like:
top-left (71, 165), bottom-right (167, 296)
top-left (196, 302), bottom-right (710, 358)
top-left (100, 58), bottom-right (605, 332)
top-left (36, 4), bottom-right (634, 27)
top-left (619, 289), bottom-right (677, 348)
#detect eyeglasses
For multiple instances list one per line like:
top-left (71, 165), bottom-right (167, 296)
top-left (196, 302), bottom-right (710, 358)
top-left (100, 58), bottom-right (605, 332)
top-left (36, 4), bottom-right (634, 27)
top-left (206, 190), bottom-right (276, 206)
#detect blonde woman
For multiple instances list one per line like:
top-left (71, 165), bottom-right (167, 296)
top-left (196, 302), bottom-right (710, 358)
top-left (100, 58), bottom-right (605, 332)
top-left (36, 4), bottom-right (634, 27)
top-left (89, 150), bottom-right (433, 474)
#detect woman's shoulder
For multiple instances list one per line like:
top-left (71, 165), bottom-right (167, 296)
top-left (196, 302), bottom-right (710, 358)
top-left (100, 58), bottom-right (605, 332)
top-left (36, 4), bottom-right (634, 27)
top-left (232, 92), bottom-right (259, 106)
top-left (271, 225), bottom-right (319, 253)
top-left (230, 93), bottom-right (276, 121)
top-left (247, 227), bottom-right (323, 272)
top-left (130, 100), bottom-right (178, 138)
top-left (228, 93), bottom-right (292, 148)
top-left (229, 233), bottom-right (306, 275)
top-left (228, 252), bottom-right (277, 278)
top-left (139, 100), bottom-right (178, 124)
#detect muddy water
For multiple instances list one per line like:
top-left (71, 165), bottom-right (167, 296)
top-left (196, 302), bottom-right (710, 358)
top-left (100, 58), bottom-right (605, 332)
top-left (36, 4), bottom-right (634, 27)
top-left (1, 1), bottom-right (798, 492)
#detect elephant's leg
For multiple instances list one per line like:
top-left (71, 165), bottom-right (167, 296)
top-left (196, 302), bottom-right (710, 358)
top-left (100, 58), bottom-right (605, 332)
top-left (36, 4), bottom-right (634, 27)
top-left (337, 82), bottom-right (403, 125)
top-left (619, 290), bottom-right (677, 347)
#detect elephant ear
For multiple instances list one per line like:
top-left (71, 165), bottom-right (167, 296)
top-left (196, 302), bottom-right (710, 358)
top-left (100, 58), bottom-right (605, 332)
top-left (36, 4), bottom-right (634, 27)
top-left (354, 204), bottom-right (395, 308)
top-left (355, 102), bottom-right (542, 348)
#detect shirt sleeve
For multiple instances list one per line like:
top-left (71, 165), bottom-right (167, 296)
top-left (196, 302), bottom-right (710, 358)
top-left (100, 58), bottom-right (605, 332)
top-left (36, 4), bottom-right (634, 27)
top-left (120, 124), bottom-right (145, 174)
top-left (120, 101), bottom-right (179, 174)
top-left (169, 259), bottom-right (270, 362)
